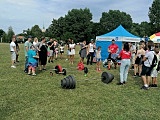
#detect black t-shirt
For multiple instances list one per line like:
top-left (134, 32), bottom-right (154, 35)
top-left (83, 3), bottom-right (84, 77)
top-left (48, 42), bottom-right (54, 50)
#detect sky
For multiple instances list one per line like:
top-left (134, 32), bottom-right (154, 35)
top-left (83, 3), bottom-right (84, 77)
top-left (0, 0), bottom-right (153, 34)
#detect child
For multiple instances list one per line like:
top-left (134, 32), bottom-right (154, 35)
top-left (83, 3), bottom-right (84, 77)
top-left (27, 45), bottom-right (38, 76)
top-left (95, 46), bottom-right (101, 71)
top-left (59, 44), bottom-right (64, 59)
top-left (150, 48), bottom-right (160, 87)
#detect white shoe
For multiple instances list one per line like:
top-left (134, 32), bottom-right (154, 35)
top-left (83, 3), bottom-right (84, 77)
top-left (11, 65), bottom-right (16, 68)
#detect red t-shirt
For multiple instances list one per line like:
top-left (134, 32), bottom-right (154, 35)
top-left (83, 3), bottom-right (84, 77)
top-left (108, 44), bottom-right (118, 53)
top-left (119, 50), bottom-right (131, 59)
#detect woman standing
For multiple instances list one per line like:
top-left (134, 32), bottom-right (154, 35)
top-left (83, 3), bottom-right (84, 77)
top-left (38, 37), bottom-right (47, 70)
top-left (69, 39), bottom-right (76, 64)
top-left (133, 44), bottom-right (145, 77)
top-left (117, 43), bottom-right (131, 85)
top-left (87, 39), bottom-right (96, 65)
top-left (79, 40), bottom-right (87, 63)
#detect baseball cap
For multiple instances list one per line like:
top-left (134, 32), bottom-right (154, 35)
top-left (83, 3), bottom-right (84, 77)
top-left (28, 35), bottom-right (32, 39)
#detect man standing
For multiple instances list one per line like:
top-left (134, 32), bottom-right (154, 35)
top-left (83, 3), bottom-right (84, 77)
top-left (10, 35), bottom-right (17, 68)
top-left (107, 39), bottom-right (119, 70)
top-left (15, 39), bottom-right (20, 62)
top-left (141, 41), bottom-right (155, 90)
top-left (24, 35), bottom-right (32, 73)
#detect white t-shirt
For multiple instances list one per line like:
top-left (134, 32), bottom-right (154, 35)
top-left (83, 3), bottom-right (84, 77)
top-left (89, 43), bottom-right (94, 52)
top-left (60, 46), bottom-right (64, 52)
top-left (144, 51), bottom-right (154, 67)
top-left (10, 41), bottom-right (16, 51)
top-left (96, 50), bottom-right (101, 59)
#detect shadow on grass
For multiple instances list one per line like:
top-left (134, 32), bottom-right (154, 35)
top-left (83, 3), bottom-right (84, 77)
top-left (0, 102), bottom-right (15, 120)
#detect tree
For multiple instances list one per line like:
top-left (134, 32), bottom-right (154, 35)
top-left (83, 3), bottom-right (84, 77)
top-left (7, 26), bottom-right (15, 43)
top-left (100, 10), bottom-right (133, 34)
top-left (64, 8), bottom-right (93, 42)
top-left (0, 29), bottom-right (5, 37)
top-left (2, 32), bottom-right (7, 43)
top-left (47, 8), bottom-right (93, 43)
top-left (0, 29), bottom-right (5, 42)
top-left (30, 25), bottom-right (43, 39)
top-left (149, 0), bottom-right (160, 33)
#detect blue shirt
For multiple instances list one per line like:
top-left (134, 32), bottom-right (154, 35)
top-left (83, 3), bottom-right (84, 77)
top-left (27, 50), bottom-right (37, 65)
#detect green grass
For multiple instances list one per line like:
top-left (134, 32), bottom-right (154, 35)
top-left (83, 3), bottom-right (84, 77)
top-left (1, 43), bottom-right (160, 120)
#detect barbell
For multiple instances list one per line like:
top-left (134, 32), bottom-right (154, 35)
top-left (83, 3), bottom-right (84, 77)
top-left (61, 72), bottom-right (114, 89)
top-left (50, 65), bottom-right (67, 76)
top-left (50, 65), bottom-right (89, 76)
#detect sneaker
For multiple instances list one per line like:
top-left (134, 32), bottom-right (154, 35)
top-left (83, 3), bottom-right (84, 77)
top-left (51, 60), bottom-right (53, 63)
top-left (141, 86), bottom-right (149, 90)
top-left (11, 65), bottom-right (16, 68)
top-left (48, 60), bottom-right (50, 63)
top-left (133, 75), bottom-right (137, 77)
top-left (117, 82), bottom-right (123, 85)
top-left (32, 73), bottom-right (36, 76)
top-left (28, 73), bottom-right (31, 75)
top-left (153, 84), bottom-right (158, 87)
top-left (149, 84), bottom-right (154, 87)
top-left (123, 81), bottom-right (126, 84)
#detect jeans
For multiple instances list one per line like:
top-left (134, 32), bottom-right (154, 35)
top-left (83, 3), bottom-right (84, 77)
top-left (120, 59), bottom-right (130, 83)
top-left (24, 56), bottom-right (28, 72)
top-left (87, 52), bottom-right (94, 65)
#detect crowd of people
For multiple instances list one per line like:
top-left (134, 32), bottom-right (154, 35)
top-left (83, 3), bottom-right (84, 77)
top-left (9, 35), bottom-right (160, 90)
top-left (108, 39), bottom-right (160, 90)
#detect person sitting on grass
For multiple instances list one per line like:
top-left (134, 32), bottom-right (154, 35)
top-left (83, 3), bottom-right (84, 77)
top-left (95, 46), bottom-right (102, 71)
top-left (27, 45), bottom-right (38, 76)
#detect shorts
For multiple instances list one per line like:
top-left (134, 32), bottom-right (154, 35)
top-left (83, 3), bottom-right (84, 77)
top-left (67, 50), bottom-right (70, 55)
top-left (11, 51), bottom-right (16, 60)
top-left (151, 69), bottom-right (158, 77)
top-left (96, 58), bottom-right (101, 62)
top-left (135, 57), bottom-right (142, 65)
top-left (131, 54), bottom-right (135, 64)
top-left (60, 51), bottom-right (64, 54)
top-left (108, 53), bottom-right (117, 62)
top-left (141, 65), bottom-right (152, 76)
top-left (48, 50), bottom-right (53, 57)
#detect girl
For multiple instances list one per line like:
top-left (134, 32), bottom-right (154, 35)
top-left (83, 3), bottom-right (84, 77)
top-left (27, 45), bottom-right (38, 76)
top-left (95, 46), bottom-right (101, 71)
top-left (79, 40), bottom-right (87, 63)
top-left (117, 42), bottom-right (131, 85)
top-left (59, 43), bottom-right (64, 59)
top-left (69, 39), bottom-right (76, 64)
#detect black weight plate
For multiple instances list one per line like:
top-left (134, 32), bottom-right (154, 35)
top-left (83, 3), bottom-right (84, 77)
top-left (101, 72), bottom-right (114, 84)
top-left (67, 75), bottom-right (76, 89)
top-left (62, 69), bottom-right (67, 75)
top-left (84, 67), bottom-right (88, 74)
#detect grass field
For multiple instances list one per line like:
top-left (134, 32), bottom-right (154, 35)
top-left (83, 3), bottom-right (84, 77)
top-left (1, 43), bottom-right (160, 120)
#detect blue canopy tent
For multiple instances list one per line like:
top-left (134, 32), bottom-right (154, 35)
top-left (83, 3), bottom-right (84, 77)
top-left (96, 25), bottom-right (141, 60)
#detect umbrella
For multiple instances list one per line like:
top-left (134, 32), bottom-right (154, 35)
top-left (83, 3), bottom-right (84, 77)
top-left (150, 32), bottom-right (160, 43)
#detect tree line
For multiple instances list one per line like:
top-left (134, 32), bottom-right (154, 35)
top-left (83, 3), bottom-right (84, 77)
top-left (0, 0), bottom-right (160, 43)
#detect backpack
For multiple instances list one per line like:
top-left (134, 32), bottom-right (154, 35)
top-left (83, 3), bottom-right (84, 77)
top-left (77, 62), bottom-right (84, 70)
top-left (149, 53), bottom-right (158, 68)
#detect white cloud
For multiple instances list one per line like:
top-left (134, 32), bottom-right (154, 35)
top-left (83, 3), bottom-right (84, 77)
top-left (0, 0), bottom-right (154, 34)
